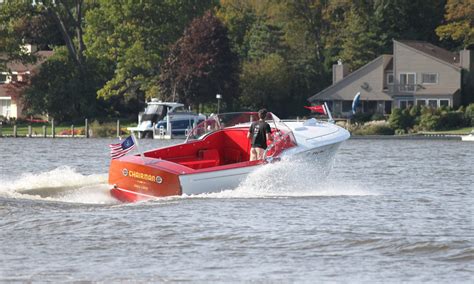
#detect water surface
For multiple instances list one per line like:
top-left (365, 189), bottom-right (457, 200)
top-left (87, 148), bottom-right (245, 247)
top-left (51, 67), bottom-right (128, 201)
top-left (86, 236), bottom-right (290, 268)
top-left (0, 138), bottom-right (472, 282)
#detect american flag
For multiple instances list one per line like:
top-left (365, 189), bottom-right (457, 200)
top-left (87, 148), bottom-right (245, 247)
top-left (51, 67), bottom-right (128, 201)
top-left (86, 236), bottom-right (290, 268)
top-left (109, 136), bottom-right (136, 159)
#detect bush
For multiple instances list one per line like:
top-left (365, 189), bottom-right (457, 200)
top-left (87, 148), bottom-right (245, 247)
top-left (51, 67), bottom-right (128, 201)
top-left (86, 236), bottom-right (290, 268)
top-left (438, 111), bottom-right (465, 130)
top-left (90, 120), bottom-right (122, 137)
top-left (418, 112), bottom-right (440, 131)
top-left (370, 113), bottom-right (385, 121)
top-left (465, 103), bottom-right (474, 126)
top-left (352, 112), bottom-right (373, 123)
top-left (349, 121), bottom-right (395, 135)
top-left (388, 108), bottom-right (413, 131)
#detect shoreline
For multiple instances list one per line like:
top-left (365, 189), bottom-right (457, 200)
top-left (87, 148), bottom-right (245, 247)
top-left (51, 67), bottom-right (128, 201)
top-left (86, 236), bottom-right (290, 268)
top-left (0, 134), bottom-right (465, 140)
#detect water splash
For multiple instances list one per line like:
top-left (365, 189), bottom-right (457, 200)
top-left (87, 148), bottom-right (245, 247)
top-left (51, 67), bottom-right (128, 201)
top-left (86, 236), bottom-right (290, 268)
top-left (0, 154), bottom-right (375, 204)
top-left (0, 166), bottom-right (116, 204)
top-left (191, 152), bottom-right (377, 199)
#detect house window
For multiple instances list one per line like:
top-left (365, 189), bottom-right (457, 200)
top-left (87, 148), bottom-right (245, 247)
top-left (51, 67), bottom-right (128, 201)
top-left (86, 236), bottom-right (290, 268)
top-left (440, 100), bottom-right (449, 107)
top-left (417, 100), bottom-right (426, 106)
top-left (0, 98), bottom-right (11, 117)
top-left (399, 73), bottom-right (416, 91)
top-left (385, 101), bottom-right (392, 114)
top-left (11, 74), bottom-right (18, 82)
top-left (428, 100), bottom-right (437, 108)
top-left (421, 73), bottom-right (438, 84)
top-left (386, 72), bottom-right (394, 85)
top-left (342, 101), bottom-right (352, 112)
top-left (0, 73), bottom-right (7, 83)
top-left (399, 100), bottom-right (414, 109)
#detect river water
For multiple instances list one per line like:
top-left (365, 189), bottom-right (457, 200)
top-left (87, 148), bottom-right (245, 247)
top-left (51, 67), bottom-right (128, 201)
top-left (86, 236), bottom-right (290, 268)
top-left (0, 138), bottom-right (472, 282)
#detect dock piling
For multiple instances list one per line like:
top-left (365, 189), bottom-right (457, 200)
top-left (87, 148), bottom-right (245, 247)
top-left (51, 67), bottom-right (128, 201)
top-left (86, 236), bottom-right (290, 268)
top-left (51, 119), bottom-right (55, 138)
top-left (85, 119), bottom-right (89, 138)
top-left (117, 119), bottom-right (120, 137)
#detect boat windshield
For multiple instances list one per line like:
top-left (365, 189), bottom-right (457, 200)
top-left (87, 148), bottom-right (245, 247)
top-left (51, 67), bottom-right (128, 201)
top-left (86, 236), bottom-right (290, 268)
top-left (141, 104), bottom-right (167, 122)
top-left (185, 112), bottom-right (296, 147)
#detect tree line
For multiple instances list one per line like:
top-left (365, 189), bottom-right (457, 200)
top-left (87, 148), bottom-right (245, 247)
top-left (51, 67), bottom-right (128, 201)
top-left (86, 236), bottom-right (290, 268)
top-left (0, 0), bottom-right (472, 122)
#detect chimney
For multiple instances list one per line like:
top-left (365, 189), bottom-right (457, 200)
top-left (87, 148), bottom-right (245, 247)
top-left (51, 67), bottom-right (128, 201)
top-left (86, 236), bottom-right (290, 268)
top-left (333, 59), bottom-right (348, 84)
top-left (459, 49), bottom-right (472, 71)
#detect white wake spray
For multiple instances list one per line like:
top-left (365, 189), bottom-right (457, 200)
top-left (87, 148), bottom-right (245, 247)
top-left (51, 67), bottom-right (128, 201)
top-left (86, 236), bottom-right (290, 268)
top-left (0, 156), bottom-right (376, 204)
top-left (191, 152), bottom-right (377, 199)
top-left (0, 166), bottom-right (116, 204)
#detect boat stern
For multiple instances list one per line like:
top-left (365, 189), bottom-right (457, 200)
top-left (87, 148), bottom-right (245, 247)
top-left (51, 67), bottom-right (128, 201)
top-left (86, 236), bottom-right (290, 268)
top-left (108, 156), bottom-right (185, 202)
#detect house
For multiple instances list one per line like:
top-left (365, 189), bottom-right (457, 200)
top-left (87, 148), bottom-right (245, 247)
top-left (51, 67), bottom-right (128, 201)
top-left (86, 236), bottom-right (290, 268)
top-left (308, 40), bottom-right (472, 117)
top-left (0, 45), bottom-right (53, 119)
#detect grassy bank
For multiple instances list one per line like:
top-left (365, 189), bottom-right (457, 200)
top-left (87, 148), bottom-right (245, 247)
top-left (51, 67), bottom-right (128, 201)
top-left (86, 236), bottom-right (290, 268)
top-left (420, 127), bottom-right (473, 135)
top-left (0, 121), bottom-right (137, 137)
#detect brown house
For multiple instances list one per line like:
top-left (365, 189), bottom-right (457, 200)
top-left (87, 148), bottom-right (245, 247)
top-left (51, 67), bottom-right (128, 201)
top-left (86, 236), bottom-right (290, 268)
top-left (308, 40), bottom-right (472, 117)
top-left (0, 45), bottom-right (53, 119)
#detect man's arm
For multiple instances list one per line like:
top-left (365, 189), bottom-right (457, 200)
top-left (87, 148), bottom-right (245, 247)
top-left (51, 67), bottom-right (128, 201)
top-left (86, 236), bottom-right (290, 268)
top-left (266, 132), bottom-right (273, 142)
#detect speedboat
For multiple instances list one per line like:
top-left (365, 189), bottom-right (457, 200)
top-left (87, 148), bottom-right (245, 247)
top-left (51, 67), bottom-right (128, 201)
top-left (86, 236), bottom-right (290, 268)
top-left (109, 111), bottom-right (350, 202)
top-left (127, 99), bottom-right (206, 138)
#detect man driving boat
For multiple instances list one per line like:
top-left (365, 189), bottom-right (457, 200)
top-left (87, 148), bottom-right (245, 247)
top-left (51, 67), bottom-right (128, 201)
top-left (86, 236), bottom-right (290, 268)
top-left (247, 109), bottom-right (273, 161)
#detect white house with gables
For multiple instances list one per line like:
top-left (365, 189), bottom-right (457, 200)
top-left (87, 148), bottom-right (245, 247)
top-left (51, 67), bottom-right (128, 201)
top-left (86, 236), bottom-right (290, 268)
top-left (308, 40), bottom-right (472, 117)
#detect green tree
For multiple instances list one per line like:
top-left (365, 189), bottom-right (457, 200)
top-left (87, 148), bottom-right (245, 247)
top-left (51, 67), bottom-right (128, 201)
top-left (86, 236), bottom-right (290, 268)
top-left (20, 47), bottom-right (107, 121)
top-left (216, 0), bottom-right (258, 58)
top-left (338, 6), bottom-right (379, 71)
top-left (372, 0), bottom-right (446, 53)
top-left (240, 53), bottom-right (290, 115)
top-left (0, 2), bottom-right (44, 68)
top-left (37, 0), bottom-right (90, 70)
top-left (84, 0), bottom-right (216, 103)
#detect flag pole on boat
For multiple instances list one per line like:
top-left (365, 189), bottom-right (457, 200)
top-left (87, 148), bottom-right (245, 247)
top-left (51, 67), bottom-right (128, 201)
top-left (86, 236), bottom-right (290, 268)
top-left (324, 102), bottom-right (334, 124)
top-left (130, 131), bottom-right (146, 163)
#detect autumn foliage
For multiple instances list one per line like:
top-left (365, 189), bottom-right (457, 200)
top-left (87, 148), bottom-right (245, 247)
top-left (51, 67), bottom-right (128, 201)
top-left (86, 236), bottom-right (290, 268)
top-left (159, 11), bottom-right (239, 109)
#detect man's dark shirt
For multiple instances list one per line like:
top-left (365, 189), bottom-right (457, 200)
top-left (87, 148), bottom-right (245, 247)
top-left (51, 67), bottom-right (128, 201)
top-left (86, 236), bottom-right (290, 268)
top-left (249, 120), bottom-right (271, 149)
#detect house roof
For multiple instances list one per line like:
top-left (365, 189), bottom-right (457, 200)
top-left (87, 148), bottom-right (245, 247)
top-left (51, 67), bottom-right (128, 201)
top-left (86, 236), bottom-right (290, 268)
top-left (384, 57), bottom-right (393, 70)
top-left (319, 90), bottom-right (392, 101)
top-left (2, 50), bottom-right (53, 72)
top-left (396, 40), bottom-right (459, 66)
top-left (308, 55), bottom-right (393, 102)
